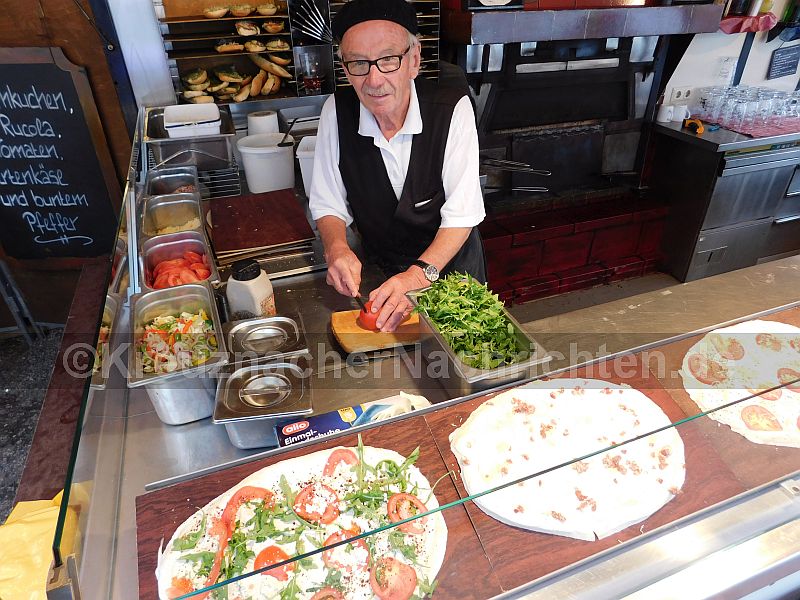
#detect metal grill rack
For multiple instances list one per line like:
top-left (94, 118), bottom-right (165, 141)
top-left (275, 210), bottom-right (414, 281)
top-left (146, 149), bottom-right (243, 199)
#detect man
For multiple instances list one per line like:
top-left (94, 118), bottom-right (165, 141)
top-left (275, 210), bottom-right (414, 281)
top-left (309, 0), bottom-right (485, 332)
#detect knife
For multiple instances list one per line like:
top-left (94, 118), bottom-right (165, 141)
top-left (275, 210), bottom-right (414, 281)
top-left (354, 294), bottom-right (369, 312)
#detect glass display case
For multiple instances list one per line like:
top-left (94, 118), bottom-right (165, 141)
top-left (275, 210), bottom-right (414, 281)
top-left (46, 106), bottom-right (800, 600)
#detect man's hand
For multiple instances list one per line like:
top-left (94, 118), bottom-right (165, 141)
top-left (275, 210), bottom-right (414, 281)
top-left (325, 243), bottom-right (362, 297)
top-left (368, 268), bottom-right (429, 332)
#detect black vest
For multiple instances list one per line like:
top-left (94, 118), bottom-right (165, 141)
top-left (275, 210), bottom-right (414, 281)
top-left (335, 78), bottom-right (486, 281)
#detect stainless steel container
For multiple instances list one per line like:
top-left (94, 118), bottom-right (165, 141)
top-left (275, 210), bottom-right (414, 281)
top-left (140, 192), bottom-right (204, 241)
top-left (138, 230), bottom-right (219, 291)
top-left (214, 362), bottom-right (313, 449)
top-left (143, 166), bottom-right (199, 197)
top-left (223, 316), bottom-right (310, 368)
top-left (143, 106), bottom-right (236, 171)
top-left (91, 293), bottom-right (122, 390)
top-left (128, 282), bottom-right (228, 425)
top-left (110, 254), bottom-right (129, 295)
top-left (408, 290), bottom-right (551, 396)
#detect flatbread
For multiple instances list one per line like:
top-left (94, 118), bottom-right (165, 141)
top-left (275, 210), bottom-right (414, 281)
top-left (680, 320), bottom-right (800, 448)
top-left (449, 379), bottom-right (686, 541)
top-left (156, 445), bottom-right (447, 599)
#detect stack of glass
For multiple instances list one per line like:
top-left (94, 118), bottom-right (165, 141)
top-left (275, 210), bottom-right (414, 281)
top-left (692, 85), bottom-right (800, 136)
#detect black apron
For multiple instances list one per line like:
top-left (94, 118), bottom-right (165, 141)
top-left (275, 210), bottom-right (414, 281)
top-left (334, 78), bottom-right (486, 283)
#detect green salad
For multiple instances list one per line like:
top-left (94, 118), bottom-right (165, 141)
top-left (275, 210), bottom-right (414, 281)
top-left (412, 273), bottom-right (522, 369)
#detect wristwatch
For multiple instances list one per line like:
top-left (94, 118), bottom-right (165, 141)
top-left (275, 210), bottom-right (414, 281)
top-left (412, 260), bottom-right (439, 283)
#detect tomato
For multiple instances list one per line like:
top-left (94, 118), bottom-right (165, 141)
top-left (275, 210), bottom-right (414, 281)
top-left (190, 262), bottom-right (211, 275)
top-left (322, 530), bottom-right (370, 571)
top-left (193, 268), bottom-right (211, 280)
top-left (791, 338), bottom-right (800, 353)
top-left (153, 274), bottom-right (170, 289)
top-left (198, 517), bottom-right (231, 600)
top-left (687, 354), bottom-right (728, 386)
top-left (293, 483), bottom-right (340, 524)
top-left (747, 386), bottom-right (783, 401)
top-left (221, 486), bottom-right (274, 529)
top-left (369, 557), bottom-right (418, 600)
top-left (253, 545), bottom-right (294, 581)
top-left (708, 333), bottom-right (745, 360)
top-left (310, 588), bottom-right (345, 600)
top-left (154, 258), bottom-right (188, 277)
top-left (356, 300), bottom-right (380, 331)
top-left (387, 493), bottom-right (428, 534)
top-left (179, 268), bottom-right (200, 284)
top-left (323, 448), bottom-right (359, 477)
top-left (184, 251), bottom-right (204, 264)
top-left (167, 577), bottom-right (194, 599)
top-left (167, 273), bottom-right (184, 288)
top-left (778, 367), bottom-right (800, 391)
top-left (741, 405), bottom-right (782, 432)
top-left (756, 333), bottom-right (782, 352)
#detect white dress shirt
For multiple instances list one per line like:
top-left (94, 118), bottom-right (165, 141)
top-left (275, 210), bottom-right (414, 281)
top-left (308, 80), bottom-right (485, 229)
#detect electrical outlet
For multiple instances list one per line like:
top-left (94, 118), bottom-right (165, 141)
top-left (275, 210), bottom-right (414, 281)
top-left (670, 86), bottom-right (693, 104)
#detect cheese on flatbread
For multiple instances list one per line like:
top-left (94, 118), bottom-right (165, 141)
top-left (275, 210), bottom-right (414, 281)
top-left (450, 379), bottom-right (686, 541)
top-left (680, 319), bottom-right (800, 448)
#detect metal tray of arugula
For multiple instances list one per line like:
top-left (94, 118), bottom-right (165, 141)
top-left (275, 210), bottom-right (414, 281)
top-left (407, 275), bottom-right (551, 395)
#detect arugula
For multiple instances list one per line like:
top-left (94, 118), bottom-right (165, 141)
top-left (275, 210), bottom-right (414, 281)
top-left (413, 273), bottom-right (521, 369)
top-left (411, 576), bottom-right (439, 599)
top-left (305, 568), bottom-right (345, 593)
top-left (388, 529), bottom-right (418, 562)
top-left (220, 525), bottom-right (254, 581)
top-left (173, 513), bottom-right (207, 551)
top-left (279, 576), bottom-right (302, 600)
top-left (294, 538), bottom-right (314, 570)
top-left (179, 551), bottom-right (216, 577)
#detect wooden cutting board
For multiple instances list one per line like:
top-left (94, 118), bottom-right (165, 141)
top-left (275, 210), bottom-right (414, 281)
top-left (331, 309), bottom-right (422, 354)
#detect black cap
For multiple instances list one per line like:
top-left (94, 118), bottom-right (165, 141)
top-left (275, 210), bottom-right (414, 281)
top-left (231, 259), bottom-right (261, 281)
top-left (332, 0), bottom-right (418, 42)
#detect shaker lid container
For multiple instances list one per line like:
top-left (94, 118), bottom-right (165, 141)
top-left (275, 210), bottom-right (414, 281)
top-left (214, 362), bottom-right (313, 423)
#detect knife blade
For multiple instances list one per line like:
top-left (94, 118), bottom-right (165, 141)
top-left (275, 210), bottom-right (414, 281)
top-left (354, 294), bottom-right (368, 312)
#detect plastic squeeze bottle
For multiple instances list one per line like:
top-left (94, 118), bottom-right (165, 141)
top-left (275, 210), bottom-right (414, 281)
top-left (226, 259), bottom-right (276, 319)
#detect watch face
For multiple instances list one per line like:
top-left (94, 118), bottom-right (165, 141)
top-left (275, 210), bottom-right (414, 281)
top-left (424, 264), bottom-right (439, 282)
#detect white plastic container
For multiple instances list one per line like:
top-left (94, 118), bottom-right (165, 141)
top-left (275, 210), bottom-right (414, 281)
top-left (226, 259), bottom-right (277, 319)
top-left (163, 104), bottom-right (221, 139)
top-left (237, 133), bottom-right (295, 193)
top-left (296, 135), bottom-right (316, 195)
top-left (247, 110), bottom-right (280, 135)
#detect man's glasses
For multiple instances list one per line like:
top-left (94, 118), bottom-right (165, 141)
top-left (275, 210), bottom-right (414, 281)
top-left (342, 46), bottom-right (411, 76)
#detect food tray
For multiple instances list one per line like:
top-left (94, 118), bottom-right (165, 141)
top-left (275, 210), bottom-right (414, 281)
top-left (90, 293), bottom-right (122, 390)
top-left (138, 230), bottom-right (219, 292)
top-left (163, 103), bottom-right (221, 139)
top-left (139, 192), bottom-right (204, 242)
top-left (127, 281), bottom-right (228, 388)
top-left (223, 315), bottom-right (309, 367)
top-left (213, 362), bottom-right (313, 448)
top-left (143, 166), bottom-right (199, 197)
top-left (143, 106), bottom-right (235, 171)
top-left (407, 290), bottom-right (551, 395)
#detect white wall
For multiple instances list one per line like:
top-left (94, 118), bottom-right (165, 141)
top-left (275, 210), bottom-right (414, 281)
top-left (107, 0), bottom-right (176, 108)
top-left (666, 0), bottom-right (800, 102)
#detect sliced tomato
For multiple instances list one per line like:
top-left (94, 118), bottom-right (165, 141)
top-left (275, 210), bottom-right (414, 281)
top-left (741, 405), bottom-right (782, 432)
top-left (221, 486), bottom-right (274, 529)
top-left (184, 251), bottom-right (204, 264)
top-left (708, 333), bottom-right (745, 360)
top-left (190, 262), bottom-right (211, 275)
top-left (791, 338), bottom-right (800, 353)
top-left (778, 367), bottom-right (800, 391)
top-left (323, 448), bottom-right (359, 477)
top-left (154, 258), bottom-right (189, 277)
top-left (153, 274), bottom-right (170, 289)
top-left (369, 557), bottom-right (418, 600)
top-left (292, 483), bottom-right (340, 524)
top-left (179, 268), bottom-right (200, 284)
top-left (747, 386), bottom-right (783, 401)
top-left (254, 545), bottom-right (294, 581)
top-left (167, 577), bottom-right (194, 599)
top-left (756, 333), bottom-right (782, 352)
top-left (310, 588), bottom-right (345, 600)
top-left (193, 268), bottom-right (211, 280)
top-left (356, 300), bottom-right (380, 331)
top-left (387, 493), bottom-right (428, 534)
top-left (167, 273), bottom-right (184, 288)
top-left (197, 517), bottom-right (231, 600)
top-left (687, 354), bottom-right (728, 386)
top-left (322, 530), bottom-right (370, 571)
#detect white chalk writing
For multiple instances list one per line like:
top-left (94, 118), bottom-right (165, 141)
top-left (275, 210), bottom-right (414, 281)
top-left (0, 164), bottom-right (68, 186)
top-left (0, 139), bottom-right (60, 160)
top-left (0, 114), bottom-right (56, 138)
top-left (0, 85), bottom-right (67, 111)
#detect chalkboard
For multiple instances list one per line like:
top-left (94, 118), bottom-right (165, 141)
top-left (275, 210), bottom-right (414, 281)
top-left (767, 44), bottom-right (800, 80)
top-left (0, 47), bottom-right (120, 259)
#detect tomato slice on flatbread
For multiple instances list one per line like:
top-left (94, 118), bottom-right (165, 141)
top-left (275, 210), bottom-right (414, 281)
top-left (167, 577), bottom-right (194, 599)
top-left (322, 530), bottom-right (370, 571)
top-left (778, 367), bottom-right (800, 391)
top-left (323, 448), bottom-right (358, 477)
top-left (387, 493), bottom-right (428, 534)
top-left (756, 333), bottom-right (782, 352)
top-left (310, 589), bottom-right (345, 600)
top-left (741, 405), bottom-right (783, 432)
top-left (222, 486), bottom-right (274, 528)
top-left (370, 557), bottom-right (418, 600)
top-left (747, 386), bottom-right (783, 401)
top-left (293, 483), bottom-right (340, 524)
top-left (708, 333), bottom-right (745, 360)
top-left (254, 545), bottom-right (295, 581)
top-left (687, 354), bottom-right (728, 385)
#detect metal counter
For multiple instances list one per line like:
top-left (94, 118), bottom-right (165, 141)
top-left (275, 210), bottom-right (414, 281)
top-left (653, 121), bottom-right (800, 153)
top-left (73, 256), bottom-right (800, 599)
